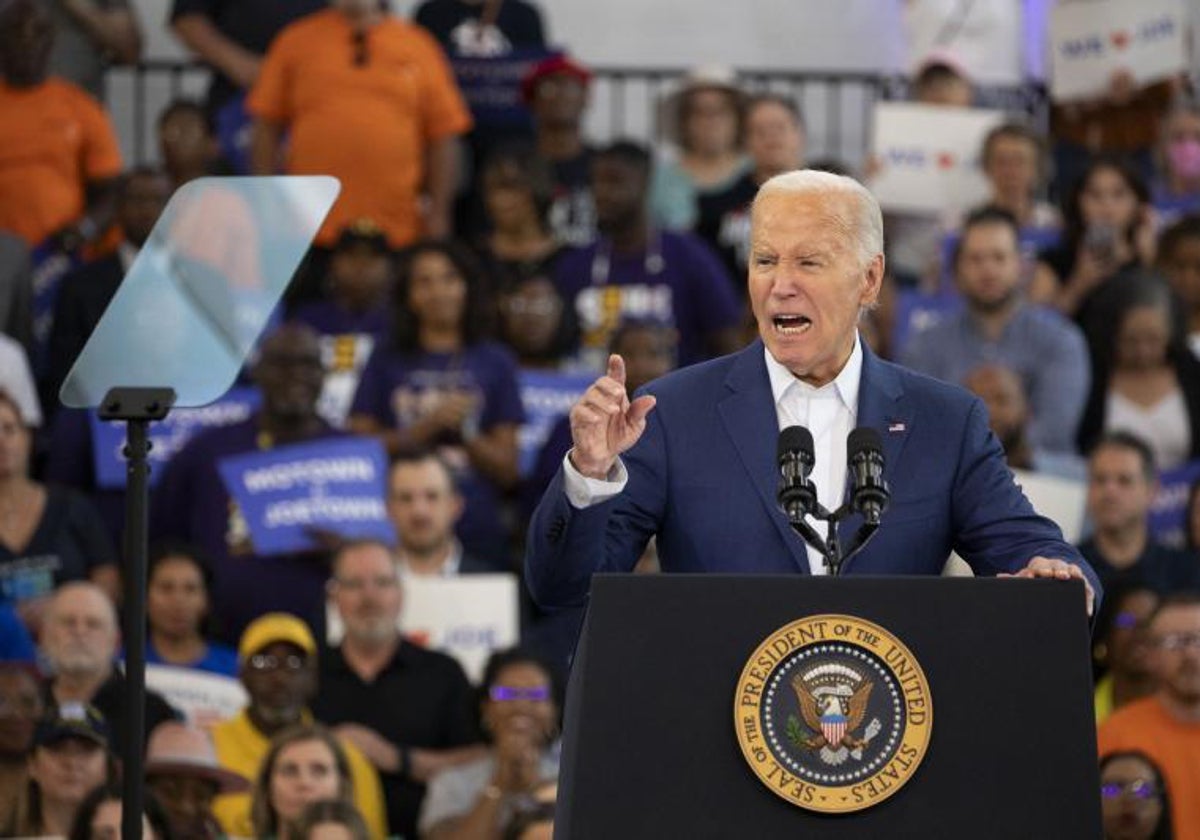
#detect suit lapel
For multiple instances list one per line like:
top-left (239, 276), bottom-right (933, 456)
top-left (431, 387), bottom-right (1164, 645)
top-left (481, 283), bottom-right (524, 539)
top-left (717, 341), bottom-right (811, 574)
top-left (839, 344), bottom-right (913, 564)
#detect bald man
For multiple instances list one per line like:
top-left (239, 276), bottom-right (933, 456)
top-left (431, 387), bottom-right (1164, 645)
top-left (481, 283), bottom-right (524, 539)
top-left (40, 582), bottom-right (179, 752)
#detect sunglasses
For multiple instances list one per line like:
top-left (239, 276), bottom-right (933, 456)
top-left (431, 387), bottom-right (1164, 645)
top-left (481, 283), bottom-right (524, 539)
top-left (1100, 780), bottom-right (1160, 801)
top-left (489, 685), bottom-right (551, 702)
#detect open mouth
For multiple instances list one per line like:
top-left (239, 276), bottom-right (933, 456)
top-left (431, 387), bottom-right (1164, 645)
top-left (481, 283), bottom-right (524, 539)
top-left (772, 315), bottom-right (812, 335)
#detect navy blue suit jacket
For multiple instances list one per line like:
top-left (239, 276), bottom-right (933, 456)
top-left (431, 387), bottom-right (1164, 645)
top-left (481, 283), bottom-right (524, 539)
top-left (525, 340), bottom-right (1100, 610)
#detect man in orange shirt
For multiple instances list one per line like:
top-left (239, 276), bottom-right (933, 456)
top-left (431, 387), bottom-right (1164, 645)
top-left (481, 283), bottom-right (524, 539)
top-left (0, 0), bottom-right (123, 252)
top-left (1098, 593), bottom-right (1200, 837)
top-left (247, 0), bottom-right (472, 252)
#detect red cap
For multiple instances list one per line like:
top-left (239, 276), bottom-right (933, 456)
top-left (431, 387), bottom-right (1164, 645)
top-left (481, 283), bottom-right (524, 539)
top-left (521, 54), bottom-right (592, 104)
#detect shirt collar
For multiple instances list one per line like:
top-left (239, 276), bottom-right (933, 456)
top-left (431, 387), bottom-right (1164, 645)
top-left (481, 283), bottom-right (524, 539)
top-left (397, 540), bottom-right (462, 578)
top-left (763, 333), bottom-right (863, 414)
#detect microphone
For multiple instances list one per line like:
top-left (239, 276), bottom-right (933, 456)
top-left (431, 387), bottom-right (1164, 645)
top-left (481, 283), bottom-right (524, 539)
top-left (847, 427), bottom-right (889, 525)
top-left (777, 426), bottom-right (818, 524)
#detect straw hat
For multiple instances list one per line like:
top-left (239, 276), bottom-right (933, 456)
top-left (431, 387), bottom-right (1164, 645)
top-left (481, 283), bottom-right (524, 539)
top-left (144, 722), bottom-right (250, 793)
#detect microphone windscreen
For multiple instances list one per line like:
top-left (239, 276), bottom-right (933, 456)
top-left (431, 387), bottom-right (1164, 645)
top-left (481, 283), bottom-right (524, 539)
top-left (847, 427), bottom-right (883, 461)
top-left (778, 426), bottom-right (814, 460)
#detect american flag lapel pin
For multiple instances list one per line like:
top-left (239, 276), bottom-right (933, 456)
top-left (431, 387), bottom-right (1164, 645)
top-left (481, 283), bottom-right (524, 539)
top-left (887, 420), bottom-right (906, 434)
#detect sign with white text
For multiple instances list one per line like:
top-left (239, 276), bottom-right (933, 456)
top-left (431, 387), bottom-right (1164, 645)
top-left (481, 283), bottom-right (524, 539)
top-left (144, 665), bottom-right (247, 731)
top-left (1049, 0), bottom-right (1186, 102)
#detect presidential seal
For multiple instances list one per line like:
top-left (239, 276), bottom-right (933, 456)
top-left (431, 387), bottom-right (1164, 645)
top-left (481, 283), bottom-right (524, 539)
top-left (734, 615), bottom-right (932, 814)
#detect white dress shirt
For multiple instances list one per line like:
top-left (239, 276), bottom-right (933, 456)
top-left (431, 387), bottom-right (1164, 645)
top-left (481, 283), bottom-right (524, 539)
top-left (562, 336), bottom-right (864, 575)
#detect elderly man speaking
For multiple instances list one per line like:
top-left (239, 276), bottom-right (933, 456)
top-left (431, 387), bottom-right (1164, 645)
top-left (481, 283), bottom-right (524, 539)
top-left (525, 170), bottom-right (1098, 614)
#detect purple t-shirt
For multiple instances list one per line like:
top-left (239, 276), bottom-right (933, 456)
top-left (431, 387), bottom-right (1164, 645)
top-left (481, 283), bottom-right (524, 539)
top-left (291, 301), bottom-right (392, 427)
top-left (150, 415), bottom-right (343, 644)
top-left (350, 341), bottom-right (525, 566)
top-left (552, 229), bottom-right (741, 368)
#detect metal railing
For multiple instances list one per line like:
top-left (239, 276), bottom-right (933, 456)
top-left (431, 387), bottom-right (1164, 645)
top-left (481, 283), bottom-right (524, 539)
top-left (104, 60), bottom-right (1049, 169)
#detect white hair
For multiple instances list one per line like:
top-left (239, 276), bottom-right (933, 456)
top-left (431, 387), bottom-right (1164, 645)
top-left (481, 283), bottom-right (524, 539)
top-left (751, 169), bottom-right (884, 270)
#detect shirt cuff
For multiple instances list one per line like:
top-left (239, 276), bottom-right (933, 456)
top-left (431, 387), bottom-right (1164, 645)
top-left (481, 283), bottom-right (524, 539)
top-left (562, 451), bottom-right (628, 509)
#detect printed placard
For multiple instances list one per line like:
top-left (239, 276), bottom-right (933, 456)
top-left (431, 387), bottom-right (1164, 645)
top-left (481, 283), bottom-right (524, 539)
top-left (452, 47), bottom-right (554, 128)
top-left (144, 665), bottom-right (248, 731)
top-left (1050, 0), bottom-right (1186, 102)
top-left (869, 102), bottom-right (1005, 215)
top-left (1149, 459), bottom-right (1200, 549)
top-left (517, 369), bottom-right (591, 476)
top-left (217, 437), bottom-right (394, 556)
top-left (90, 386), bottom-right (261, 488)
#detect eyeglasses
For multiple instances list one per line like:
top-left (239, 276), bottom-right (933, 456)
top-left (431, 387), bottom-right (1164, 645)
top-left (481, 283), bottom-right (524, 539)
top-left (247, 654), bottom-right (306, 672)
top-left (489, 686), bottom-right (551, 702)
top-left (1101, 780), bottom-right (1160, 801)
top-left (1153, 633), bottom-right (1200, 652)
top-left (334, 576), bottom-right (398, 592)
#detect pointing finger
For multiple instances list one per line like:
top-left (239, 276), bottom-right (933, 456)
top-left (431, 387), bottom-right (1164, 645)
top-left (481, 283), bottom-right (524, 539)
top-left (607, 354), bottom-right (627, 387)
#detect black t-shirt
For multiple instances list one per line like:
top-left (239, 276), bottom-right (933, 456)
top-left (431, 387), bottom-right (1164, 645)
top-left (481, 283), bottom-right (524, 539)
top-left (1077, 538), bottom-right (1200, 595)
top-left (169, 0), bottom-right (326, 112)
top-left (547, 148), bottom-right (596, 247)
top-left (0, 485), bottom-right (116, 605)
top-left (313, 642), bottom-right (482, 840)
top-left (414, 0), bottom-right (545, 54)
top-left (695, 172), bottom-right (759, 289)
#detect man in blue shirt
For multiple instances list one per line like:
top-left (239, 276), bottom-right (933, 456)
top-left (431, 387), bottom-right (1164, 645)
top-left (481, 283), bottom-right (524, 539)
top-left (901, 207), bottom-right (1090, 454)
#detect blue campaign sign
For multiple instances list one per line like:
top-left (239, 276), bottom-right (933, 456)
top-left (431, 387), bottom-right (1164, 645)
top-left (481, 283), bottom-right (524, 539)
top-left (517, 369), bottom-right (591, 477)
top-left (1149, 459), bottom-right (1200, 548)
top-left (217, 436), bottom-right (395, 556)
top-left (452, 47), bottom-right (553, 129)
top-left (90, 386), bottom-right (262, 489)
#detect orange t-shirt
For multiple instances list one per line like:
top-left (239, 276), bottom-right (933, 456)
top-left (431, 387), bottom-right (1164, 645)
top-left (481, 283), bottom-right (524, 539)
top-left (246, 9), bottom-right (472, 248)
top-left (0, 77), bottom-right (123, 247)
top-left (1097, 695), bottom-right (1200, 838)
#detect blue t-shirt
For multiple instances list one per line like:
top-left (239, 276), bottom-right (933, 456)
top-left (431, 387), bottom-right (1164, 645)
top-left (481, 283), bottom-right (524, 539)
top-left (552, 229), bottom-right (742, 369)
top-left (351, 341), bottom-right (526, 566)
top-left (145, 640), bottom-right (240, 677)
top-left (0, 602), bottom-right (36, 663)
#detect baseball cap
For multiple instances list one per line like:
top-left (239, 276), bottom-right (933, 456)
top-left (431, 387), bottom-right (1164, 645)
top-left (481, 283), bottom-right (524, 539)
top-left (521, 54), bottom-right (592, 104)
top-left (237, 613), bottom-right (317, 662)
top-left (34, 702), bottom-right (109, 749)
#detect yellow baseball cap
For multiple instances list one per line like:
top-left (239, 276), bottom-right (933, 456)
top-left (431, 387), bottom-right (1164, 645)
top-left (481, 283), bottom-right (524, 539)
top-left (238, 612), bottom-right (317, 662)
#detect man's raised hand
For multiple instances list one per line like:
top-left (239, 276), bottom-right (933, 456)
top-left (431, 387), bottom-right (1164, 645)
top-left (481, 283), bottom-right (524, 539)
top-left (567, 354), bottom-right (657, 479)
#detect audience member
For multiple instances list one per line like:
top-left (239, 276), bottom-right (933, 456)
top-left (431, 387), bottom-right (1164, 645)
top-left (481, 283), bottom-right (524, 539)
top-left (67, 781), bottom-right (173, 840)
top-left (1099, 593), bottom-right (1200, 838)
top-left (316, 541), bottom-right (484, 838)
top-left (979, 122), bottom-right (1060, 231)
top-left (46, 167), bottom-right (170, 405)
top-left (962, 364), bottom-right (1085, 481)
top-left (291, 220), bottom-right (396, 426)
top-left (902, 208), bottom-right (1089, 453)
top-left (476, 145), bottom-right (562, 293)
top-left (386, 453), bottom-right (492, 577)
top-left (153, 325), bottom-right (342, 642)
top-left (1094, 584), bottom-right (1161, 726)
top-left (158, 99), bottom-right (230, 189)
top-left (1077, 280), bottom-right (1200, 469)
top-left (0, 0), bottom-right (123, 252)
top-left (1153, 103), bottom-right (1200, 219)
top-left (494, 271), bottom-right (577, 371)
top-left (651, 65), bottom-right (748, 230)
top-left (145, 721), bottom-right (250, 840)
top-left (910, 54), bottom-right (973, 107)
top-left (250, 725), bottom-right (361, 840)
top-left (44, 0), bottom-right (142, 101)
top-left (169, 0), bottom-right (325, 117)
top-left (553, 140), bottom-right (742, 370)
top-left (1078, 434), bottom-right (1199, 595)
top-left (145, 544), bottom-right (238, 677)
top-left (211, 613), bottom-right (385, 839)
top-left (0, 662), bottom-right (42, 829)
top-left (521, 55), bottom-right (595, 246)
top-left (420, 648), bottom-right (561, 840)
top-left (1156, 214), bottom-right (1200, 359)
top-left (295, 797), bottom-right (370, 840)
top-left (3, 701), bottom-right (116, 837)
top-left (1099, 751), bottom-right (1174, 840)
top-left (0, 391), bottom-right (118, 634)
top-left (248, 0), bottom-right (472, 256)
top-left (349, 240), bottom-right (524, 567)
top-left (695, 93), bottom-right (806, 286)
top-left (1032, 157), bottom-right (1154, 321)
top-left (41, 582), bottom-right (179, 750)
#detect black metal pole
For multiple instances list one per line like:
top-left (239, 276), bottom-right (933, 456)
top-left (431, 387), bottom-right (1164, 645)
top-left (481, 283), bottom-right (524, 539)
top-left (121, 417), bottom-right (150, 840)
top-left (100, 387), bottom-right (174, 840)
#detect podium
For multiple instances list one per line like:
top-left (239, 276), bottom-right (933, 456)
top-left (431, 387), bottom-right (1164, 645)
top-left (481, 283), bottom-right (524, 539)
top-left (555, 575), bottom-right (1101, 839)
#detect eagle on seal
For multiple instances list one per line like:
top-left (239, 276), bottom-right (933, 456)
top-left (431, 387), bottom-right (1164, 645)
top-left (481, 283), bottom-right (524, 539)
top-left (792, 675), bottom-right (873, 752)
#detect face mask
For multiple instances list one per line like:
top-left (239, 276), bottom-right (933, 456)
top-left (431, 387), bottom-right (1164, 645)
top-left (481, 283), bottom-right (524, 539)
top-left (1168, 138), bottom-right (1200, 179)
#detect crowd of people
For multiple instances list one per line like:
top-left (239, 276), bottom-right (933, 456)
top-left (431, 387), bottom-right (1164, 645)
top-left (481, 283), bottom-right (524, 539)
top-left (1, 0), bottom-right (1200, 837)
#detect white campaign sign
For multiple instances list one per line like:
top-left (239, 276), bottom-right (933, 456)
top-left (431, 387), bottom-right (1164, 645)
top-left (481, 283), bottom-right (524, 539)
top-left (326, 573), bottom-right (520, 683)
top-left (145, 665), bottom-right (248, 730)
top-left (869, 102), bottom-right (1005, 216)
top-left (1050, 0), bottom-right (1187, 102)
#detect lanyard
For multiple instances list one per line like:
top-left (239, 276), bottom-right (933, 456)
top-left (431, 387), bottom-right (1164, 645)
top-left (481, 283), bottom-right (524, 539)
top-left (589, 231), bottom-right (665, 286)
